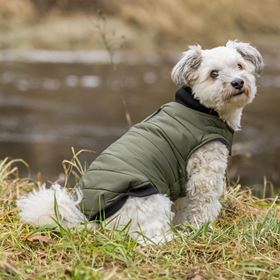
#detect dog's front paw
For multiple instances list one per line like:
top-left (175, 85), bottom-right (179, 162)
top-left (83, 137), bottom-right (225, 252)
top-left (186, 200), bottom-right (222, 227)
top-left (132, 230), bottom-right (174, 245)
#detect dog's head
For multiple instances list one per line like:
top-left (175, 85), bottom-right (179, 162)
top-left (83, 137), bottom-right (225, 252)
top-left (171, 40), bottom-right (264, 112)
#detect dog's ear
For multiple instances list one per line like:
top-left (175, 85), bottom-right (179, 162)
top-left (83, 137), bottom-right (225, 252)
top-left (226, 40), bottom-right (264, 76)
top-left (171, 45), bottom-right (202, 87)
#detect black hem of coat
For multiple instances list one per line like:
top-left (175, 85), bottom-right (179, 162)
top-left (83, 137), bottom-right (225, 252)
top-left (86, 183), bottom-right (159, 222)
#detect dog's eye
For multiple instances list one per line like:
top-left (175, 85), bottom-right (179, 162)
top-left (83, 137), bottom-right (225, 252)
top-left (210, 70), bottom-right (219, 79)
top-left (237, 63), bottom-right (243, 70)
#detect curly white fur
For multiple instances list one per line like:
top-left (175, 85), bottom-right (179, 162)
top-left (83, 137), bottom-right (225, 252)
top-left (173, 141), bottom-right (228, 226)
top-left (17, 183), bottom-right (85, 227)
top-left (107, 194), bottom-right (174, 244)
top-left (16, 40), bottom-right (263, 244)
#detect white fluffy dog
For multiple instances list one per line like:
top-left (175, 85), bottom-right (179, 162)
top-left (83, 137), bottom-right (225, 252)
top-left (17, 40), bottom-right (263, 244)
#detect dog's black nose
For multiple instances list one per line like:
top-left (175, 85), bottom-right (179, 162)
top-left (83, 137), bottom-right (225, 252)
top-left (231, 78), bottom-right (244, 90)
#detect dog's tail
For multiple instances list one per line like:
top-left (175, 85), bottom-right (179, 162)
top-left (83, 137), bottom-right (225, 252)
top-left (17, 183), bottom-right (86, 227)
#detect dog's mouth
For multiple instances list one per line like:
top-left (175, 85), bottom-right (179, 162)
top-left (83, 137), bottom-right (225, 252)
top-left (231, 85), bottom-right (250, 98)
top-left (232, 90), bottom-right (245, 97)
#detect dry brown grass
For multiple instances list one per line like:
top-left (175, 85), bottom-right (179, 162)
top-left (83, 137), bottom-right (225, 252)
top-left (0, 0), bottom-right (279, 51)
top-left (119, 0), bottom-right (280, 48)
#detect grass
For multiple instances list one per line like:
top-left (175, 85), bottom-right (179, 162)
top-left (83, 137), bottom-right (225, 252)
top-left (0, 157), bottom-right (280, 279)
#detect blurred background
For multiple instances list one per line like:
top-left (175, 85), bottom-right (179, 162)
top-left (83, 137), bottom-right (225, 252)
top-left (0, 0), bottom-right (279, 195)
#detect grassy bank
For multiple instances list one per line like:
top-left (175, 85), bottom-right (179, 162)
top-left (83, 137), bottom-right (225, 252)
top-left (0, 158), bottom-right (280, 279)
top-left (0, 0), bottom-right (279, 52)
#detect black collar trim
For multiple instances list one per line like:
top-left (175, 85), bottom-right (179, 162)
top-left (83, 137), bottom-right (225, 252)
top-left (175, 86), bottom-right (219, 117)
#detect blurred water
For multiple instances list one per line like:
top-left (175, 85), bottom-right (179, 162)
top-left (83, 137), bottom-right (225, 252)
top-left (0, 50), bottom-right (279, 194)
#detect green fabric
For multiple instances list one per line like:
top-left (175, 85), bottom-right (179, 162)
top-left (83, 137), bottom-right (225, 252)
top-left (79, 102), bottom-right (234, 218)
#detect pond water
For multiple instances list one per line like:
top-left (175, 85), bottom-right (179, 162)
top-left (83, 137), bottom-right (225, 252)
top-left (0, 50), bottom-right (279, 195)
